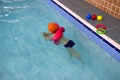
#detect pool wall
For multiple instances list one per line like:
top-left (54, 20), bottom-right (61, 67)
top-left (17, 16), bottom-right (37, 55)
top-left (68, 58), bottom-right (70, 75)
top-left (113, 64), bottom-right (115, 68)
top-left (46, 0), bottom-right (120, 80)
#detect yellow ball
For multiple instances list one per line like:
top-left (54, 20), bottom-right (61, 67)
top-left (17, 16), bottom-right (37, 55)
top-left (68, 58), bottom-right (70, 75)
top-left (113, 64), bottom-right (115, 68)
top-left (97, 15), bottom-right (103, 21)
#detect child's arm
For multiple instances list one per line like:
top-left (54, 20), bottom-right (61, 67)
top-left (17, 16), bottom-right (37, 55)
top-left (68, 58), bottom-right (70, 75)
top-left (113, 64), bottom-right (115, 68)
top-left (42, 32), bottom-right (52, 40)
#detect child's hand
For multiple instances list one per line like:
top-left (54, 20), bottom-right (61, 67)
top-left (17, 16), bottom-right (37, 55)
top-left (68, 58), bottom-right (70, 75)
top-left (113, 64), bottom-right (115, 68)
top-left (43, 32), bottom-right (49, 37)
top-left (42, 32), bottom-right (51, 39)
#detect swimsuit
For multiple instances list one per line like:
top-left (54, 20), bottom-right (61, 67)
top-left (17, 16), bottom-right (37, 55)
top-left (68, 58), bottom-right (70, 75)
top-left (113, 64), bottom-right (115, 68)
top-left (64, 40), bottom-right (75, 48)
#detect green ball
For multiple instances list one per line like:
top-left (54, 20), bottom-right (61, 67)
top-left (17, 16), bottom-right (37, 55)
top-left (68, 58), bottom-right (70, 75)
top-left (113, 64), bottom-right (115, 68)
top-left (97, 15), bottom-right (103, 21)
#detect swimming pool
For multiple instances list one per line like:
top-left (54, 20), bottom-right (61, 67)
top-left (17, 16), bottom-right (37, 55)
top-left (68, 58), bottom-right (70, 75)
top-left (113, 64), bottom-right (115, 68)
top-left (0, 0), bottom-right (120, 80)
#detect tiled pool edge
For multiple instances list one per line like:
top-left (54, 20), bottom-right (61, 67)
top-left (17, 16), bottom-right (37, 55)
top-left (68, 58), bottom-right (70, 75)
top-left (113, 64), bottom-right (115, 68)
top-left (47, 0), bottom-right (120, 62)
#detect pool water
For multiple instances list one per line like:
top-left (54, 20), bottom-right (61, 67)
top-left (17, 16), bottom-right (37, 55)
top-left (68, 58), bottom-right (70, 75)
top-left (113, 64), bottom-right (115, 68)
top-left (0, 0), bottom-right (120, 80)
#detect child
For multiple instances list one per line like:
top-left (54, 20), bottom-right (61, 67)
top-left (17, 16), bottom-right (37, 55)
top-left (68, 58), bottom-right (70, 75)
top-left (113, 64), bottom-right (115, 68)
top-left (42, 22), bottom-right (81, 60)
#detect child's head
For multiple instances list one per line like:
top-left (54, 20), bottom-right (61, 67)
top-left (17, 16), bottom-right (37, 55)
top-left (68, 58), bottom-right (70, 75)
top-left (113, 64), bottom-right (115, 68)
top-left (48, 22), bottom-right (59, 33)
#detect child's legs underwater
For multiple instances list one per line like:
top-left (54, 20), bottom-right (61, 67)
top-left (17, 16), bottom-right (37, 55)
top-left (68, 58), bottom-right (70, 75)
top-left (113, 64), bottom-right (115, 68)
top-left (64, 40), bottom-right (85, 65)
top-left (66, 48), bottom-right (85, 66)
top-left (66, 48), bottom-right (80, 60)
top-left (64, 40), bottom-right (80, 59)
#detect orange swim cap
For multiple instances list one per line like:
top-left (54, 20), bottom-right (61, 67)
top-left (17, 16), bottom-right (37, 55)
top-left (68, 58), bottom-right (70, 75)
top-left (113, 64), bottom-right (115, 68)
top-left (48, 22), bottom-right (59, 33)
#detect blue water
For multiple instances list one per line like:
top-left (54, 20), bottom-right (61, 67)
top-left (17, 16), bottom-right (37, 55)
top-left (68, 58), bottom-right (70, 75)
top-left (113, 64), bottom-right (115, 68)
top-left (0, 0), bottom-right (120, 80)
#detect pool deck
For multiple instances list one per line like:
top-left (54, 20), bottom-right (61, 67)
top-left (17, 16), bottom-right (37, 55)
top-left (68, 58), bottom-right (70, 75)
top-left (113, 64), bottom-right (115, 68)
top-left (53, 0), bottom-right (120, 50)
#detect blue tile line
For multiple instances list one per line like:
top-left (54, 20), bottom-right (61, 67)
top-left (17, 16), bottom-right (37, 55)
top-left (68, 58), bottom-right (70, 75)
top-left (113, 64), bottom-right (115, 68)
top-left (47, 0), bottom-right (120, 62)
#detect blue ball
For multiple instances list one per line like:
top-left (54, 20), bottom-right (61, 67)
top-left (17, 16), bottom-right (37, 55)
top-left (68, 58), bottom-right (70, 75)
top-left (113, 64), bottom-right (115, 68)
top-left (86, 14), bottom-right (92, 19)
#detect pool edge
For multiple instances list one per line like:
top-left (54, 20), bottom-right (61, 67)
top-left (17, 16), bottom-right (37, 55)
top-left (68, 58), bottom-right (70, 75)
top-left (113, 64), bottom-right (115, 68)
top-left (46, 0), bottom-right (120, 62)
